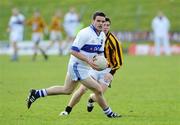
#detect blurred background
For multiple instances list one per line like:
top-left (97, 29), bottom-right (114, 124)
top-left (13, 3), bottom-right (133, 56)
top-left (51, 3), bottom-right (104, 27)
top-left (0, 1), bottom-right (180, 125)
top-left (0, 0), bottom-right (179, 56)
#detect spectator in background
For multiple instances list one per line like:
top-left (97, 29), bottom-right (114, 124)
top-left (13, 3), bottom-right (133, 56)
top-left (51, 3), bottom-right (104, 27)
top-left (46, 10), bottom-right (64, 55)
top-left (152, 11), bottom-right (171, 56)
top-left (26, 10), bottom-right (48, 61)
top-left (7, 8), bottom-right (25, 61)
top-left (62, 7), bottom-right (80, 55)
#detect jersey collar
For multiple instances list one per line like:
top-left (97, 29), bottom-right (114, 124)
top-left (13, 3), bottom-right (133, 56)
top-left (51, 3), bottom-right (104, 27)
top-left (90, 24), bottom-right (101, 36)
top-left (106, 31), bottom-right (111, 37)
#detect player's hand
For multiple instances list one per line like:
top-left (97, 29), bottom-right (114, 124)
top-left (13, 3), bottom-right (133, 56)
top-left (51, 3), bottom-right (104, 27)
top-left (104, 73), bottom-right (113, 83)
top-left (87, 58), bottom-right (102, 71)
top-left (6, 28), bottom-right (10, 32)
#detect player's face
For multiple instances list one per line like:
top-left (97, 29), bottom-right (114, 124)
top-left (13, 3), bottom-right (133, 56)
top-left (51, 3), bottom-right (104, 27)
top-left (103, 21), bottom-right (110, 34)
top-left (92, 16), bottom-right (105, 32)
top-left (34, 12), bottom-right (40, 18)
top-left (12, 8), bottom-right (19, 16)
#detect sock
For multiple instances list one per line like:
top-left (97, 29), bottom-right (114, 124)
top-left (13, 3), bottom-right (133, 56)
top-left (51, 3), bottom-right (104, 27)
top-left (11, 53), bottom-right (18, 60)
top-left (35, 89), bottom-right (47, 98)
top-left (103, 107), bottom-right (113, 117)
top-left (65, 106), bottom-right (72, 114)
top-left (89, 98), bottom-right (94, 103)
top-left (42, 51), bottom-right (48, 60)
top-left (41, 50), bottom-right (46, 56)
top-left (32, 53), bottom-right (37, 61)
top-left (87, 98), bottom-right (94, 107)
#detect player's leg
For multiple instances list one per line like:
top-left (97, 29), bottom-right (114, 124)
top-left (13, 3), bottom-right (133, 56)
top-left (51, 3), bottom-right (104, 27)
top-left (32, 33), bottom-right (38, 61)
top-left (154, 36), bottom-right (161, 56)
top-left (46, 73), bottom-right (78, 95)
top-left (38, 45), bottom-right (48, 60)
top-left (60, 84), bottom-right (88, 115)
top-left (56, 31), bottom-right (63, 55)
top-left (37, 33), bottom-right (48, 60)
top-left (11, 41), bottom-right (18, 61)
top-left (32, 41), bottom-right (39, 61)
top-left (87, 70), bottom-right (113, 112)
top-left (26, 72), bottom-right (78, 109)
top-left (87, 83), bottom-right (108, 112)
top-left (163, 36), bottom-right (171, 56)
top-left (46, 31), bottom-right (56, 51)
top-left (81, 77), bottom-right (120, 118)
top-left (10, 32), bottom-right (19, 61)
top-left (67, 84), bottom-right (87, 107)
top-left (46, 40), bottom-right (55, 51)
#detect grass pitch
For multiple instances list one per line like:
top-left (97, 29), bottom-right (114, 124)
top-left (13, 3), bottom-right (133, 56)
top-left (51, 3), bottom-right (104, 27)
top-left (0, 55), bottom-right (180, 125)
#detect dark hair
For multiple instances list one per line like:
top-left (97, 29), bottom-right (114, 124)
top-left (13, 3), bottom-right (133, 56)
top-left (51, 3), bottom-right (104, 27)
top-left (105, 17), bottom-right (111, 24)
top-left (92, 11), bottom-right (106, 20)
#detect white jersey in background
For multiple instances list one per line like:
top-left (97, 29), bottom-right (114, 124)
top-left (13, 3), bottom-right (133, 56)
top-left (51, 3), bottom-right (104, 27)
top-left (64, 12), bottom-right (79, 37)
top-left (9, 14), bottom-right (25, 33)
top-left (152, 15), bottom-right (171, 56)
top-left (152, 16), bottom-right (170, 37)
top-left (68, 25), bottom-right (106, 81)
top-left (9, 14), bottom-right (25, 42)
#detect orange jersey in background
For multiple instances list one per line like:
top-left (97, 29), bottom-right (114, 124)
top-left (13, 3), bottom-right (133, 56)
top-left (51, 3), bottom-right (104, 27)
top-left (27, 17), bottom-right (46, 32)
top-left (49, 16), bottom-right (63, 31)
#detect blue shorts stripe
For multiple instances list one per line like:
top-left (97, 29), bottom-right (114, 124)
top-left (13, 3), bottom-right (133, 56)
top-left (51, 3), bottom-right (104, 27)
top-left (73, 62), bottom-right (81, 80)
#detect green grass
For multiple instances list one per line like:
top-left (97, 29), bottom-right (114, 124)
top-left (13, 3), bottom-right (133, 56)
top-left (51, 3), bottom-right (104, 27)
top-left (0, 0), bottom-right (180, 40)
top-left (0, 55), bottom-right (180, 125)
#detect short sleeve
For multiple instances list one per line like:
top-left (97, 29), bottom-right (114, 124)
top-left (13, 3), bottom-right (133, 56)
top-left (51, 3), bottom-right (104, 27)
top-left (8, 17), bottom-right (13, 27)
top-left (19, 14), bottom-right (25, 22)
top-left (71, 29), bottom-right (88, 52)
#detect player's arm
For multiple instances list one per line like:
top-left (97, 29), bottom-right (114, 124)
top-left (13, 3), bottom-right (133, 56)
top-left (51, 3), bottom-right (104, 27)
top-left (41, 18), bottom-right (48, 34)
top-left (71, 30), bottom-right (102, 71)
top-left (7, 18), bottom-right (12, 32)
top-left (26, 18), bottom-right (32, 26)
top-left (109, 35), bottom-right (123, 75)
top-left (70, 49), bottom-right (100, 71)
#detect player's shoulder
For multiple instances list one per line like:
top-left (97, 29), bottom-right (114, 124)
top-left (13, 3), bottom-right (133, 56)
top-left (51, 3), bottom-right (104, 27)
top-left (100, 31), bottom-right (106, 40)
top-left (109, 32), bottom-right (116, 38)
top-left (19, 14), bottom-right (25, 20)
top-left (78, 26), bottom-right (91, 35)
top-left (108, 32), bottom-right (121, 43)
top-left (107, 32), bottom-right (116, 39)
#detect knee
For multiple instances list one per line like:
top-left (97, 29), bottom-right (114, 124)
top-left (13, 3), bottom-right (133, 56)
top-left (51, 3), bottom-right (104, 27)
top-left (65, 91), bottom-right (73, 95)
top-left (63, 88), bottom-right (73, 95)
top-left (93, 86), bottom-right (103, 95)
top-left (79, 87), bottom-right (88, 94)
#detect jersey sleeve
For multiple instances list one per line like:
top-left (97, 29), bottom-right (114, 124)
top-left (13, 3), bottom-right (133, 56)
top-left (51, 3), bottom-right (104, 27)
top-left (20, 14), bottom-right (25, 22)
top-left (8, 17), bottom-right (13, 27)
top-left (71, 30), bottom-right (88, 52)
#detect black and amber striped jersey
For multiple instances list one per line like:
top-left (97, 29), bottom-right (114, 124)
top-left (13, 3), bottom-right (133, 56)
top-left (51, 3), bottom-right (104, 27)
top-left (104, 32), bottom-right (123, 75)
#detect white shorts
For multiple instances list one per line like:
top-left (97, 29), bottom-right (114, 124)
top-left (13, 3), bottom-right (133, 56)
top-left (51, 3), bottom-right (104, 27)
top-left (32, 33), bottom-right (43, 43)
top-left (10, 31), bottom-right (23, 42)
top-left (50, 31), bottom-right (62, 41)
top-left (90, 68), bottom-right (113, 86)
top-left (68, 62), bottom-right (91, 81)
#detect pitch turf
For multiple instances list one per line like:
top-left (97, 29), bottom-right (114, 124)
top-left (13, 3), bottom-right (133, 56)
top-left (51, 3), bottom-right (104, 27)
top-left (0, 55), bottom-right (180, 125)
